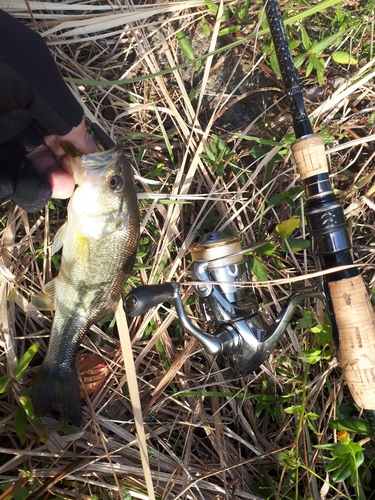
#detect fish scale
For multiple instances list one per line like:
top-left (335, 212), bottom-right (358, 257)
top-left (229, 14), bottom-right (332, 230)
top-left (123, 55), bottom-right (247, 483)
top-left (31, 145), bottom-right (140, 426)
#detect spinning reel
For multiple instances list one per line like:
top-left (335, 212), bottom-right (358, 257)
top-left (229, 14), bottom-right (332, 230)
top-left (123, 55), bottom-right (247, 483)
top-left (125, 232), bottom-right (325, 375)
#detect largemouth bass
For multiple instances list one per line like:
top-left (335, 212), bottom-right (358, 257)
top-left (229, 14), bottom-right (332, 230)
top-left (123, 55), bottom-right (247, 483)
top-left (31, 145), bottom-right (140, 426)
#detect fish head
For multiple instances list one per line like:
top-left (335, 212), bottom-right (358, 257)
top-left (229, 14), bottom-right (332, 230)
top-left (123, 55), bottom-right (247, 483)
top-left (68, 145), bottom-right (133, 239)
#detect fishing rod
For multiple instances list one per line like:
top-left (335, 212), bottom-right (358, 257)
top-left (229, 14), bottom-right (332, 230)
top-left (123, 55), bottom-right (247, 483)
top-left (124, 1), bottom-right (375, 427)
top-left (263, 0), bottom-right (375, 419)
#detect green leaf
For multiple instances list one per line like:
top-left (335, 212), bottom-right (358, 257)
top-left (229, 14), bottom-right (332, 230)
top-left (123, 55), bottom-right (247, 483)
top-left (353, 450), bottom-right (364, 468)
top-left (314, 443), bottom-right (337, 451)
top-left (326, 456), bottom-right (346, 472)
top-left (0, 376), bottom-right (11, 394)
top-left (313, 31), bottom-right (342, 54)
top-left (202, 147), bottom-right (215, 162)
top-left (282, 237), bottom-right (310, 253)
top-left (221, 9), bottom-right (229, 22)
top-left (14, 486), bottom-right (31, 500)
top-left (309, 54), bottom-right (325, 85)
top-left (276, 216), bottom-right (300, 240)
top-left (229, 5), bottom-right (239, 17)
top-left (294, 54), bottom-right (307, 69)
top-left (253, 394), bottom-right (275, 404)
top-left (176, 32), bottom-right (195, 61)
top-left (201, 16), bottom-right (212, 36)
top-left (250, 257), bottom-right (268, 282)
top-left (253, 241), bottom-right (276, 256)
top-left (331, 458), bottom-right (351, 482)
top-left (16, 342), bottom-right (39, 379)
top-left (189, 88), bottom-right (199, 101)
top-left (295, 310), bottom-right (314, 331)
top-left (310, 325), bottom-right (323, 334)
top-left (268, 186), bottom-right (303, 207)
top-left (330, 418), bottom-right (371, 435)
top-left (238, 0), bottom-right (250, 19)
top-left (289, 39), bottom-right (300, 51)
top-left (40, 426), bottom-right (50, 443)
top-left (306, 59), bottom-right (314, 78)
top-left (268, 193), bottom-right (283, 206)
top-left (299, 349), bottom-right (322, 365)
top-left (347, 441), bottom-right (364, 454)
top-left (311, 323), bottom-right (332, 346)
top-left (307, 415), bottom-right (320, 434)
top-left (332, 442), bottom-right (352, 457)
top-left (19, 396), bottom-right (35, 419)
top-left (332, 51), bottom-right (358, 65)
top-left (270, 53), bottom-right (281, 77)
top-left (203, 0), bottom-right (218, 12)
top-left (335, 5), bottom-right (345, 23)
top-left (306, 412), bottom-right (319, 420)
top-left (316, 64), bottom-right (325, 86)
top-left (15, 406), bottom-right (27, 443)
top-left (274, 404), bottom-right (282, 427)
top-left (286, 186), bottom-right (304, 197)
top-left (235, 133), bottom-right (281, 148)
top-left (284, 405), bottom-right (301, 415)
top-left (300, 25), bottom-right (311, 50)
top-left (218, 25), bottom-right (241, 36)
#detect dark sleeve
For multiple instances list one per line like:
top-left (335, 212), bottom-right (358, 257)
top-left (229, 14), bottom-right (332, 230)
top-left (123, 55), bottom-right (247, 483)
top-left (0, 10), bottom-right (83, 143)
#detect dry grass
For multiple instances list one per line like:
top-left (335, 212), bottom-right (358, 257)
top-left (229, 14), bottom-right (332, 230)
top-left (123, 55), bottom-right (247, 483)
top-left (1, 0), bottom-right (375, 499)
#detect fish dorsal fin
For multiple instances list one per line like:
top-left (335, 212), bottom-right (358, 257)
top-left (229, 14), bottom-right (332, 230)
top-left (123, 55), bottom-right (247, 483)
top-left (28, 278), bottom-right (57, 311)
top-left (51, 223), bottom-right (68, 256)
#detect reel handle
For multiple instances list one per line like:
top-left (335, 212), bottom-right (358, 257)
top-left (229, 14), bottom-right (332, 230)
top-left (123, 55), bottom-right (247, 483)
top-left (125, 282), bottom-right (226, 355)
top-left (125, 283), bottom-right (176, 317)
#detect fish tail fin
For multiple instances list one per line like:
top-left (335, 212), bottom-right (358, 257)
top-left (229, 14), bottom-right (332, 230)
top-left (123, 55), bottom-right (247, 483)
top-left (31, 362), bottom-right (82, 427)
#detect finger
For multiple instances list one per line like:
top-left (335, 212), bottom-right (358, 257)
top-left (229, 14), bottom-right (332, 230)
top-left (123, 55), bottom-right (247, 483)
top-left (57, 117), bottom-right (97, 154)
top-left (26, 145), bottom-right (75, 199)
top-left (43, 135), bottom-right (70, 172)
top-left (42, 135), bottom-right (77, 177)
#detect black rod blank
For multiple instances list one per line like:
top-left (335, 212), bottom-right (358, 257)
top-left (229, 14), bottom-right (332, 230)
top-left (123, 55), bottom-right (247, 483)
top-left (263, 0), bottom-right (312, 137)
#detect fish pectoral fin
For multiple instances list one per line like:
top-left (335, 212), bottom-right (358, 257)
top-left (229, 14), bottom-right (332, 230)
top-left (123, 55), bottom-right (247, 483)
top-left (51, 222), bottom-right (68, 255)
top-left (28, 278), bottom-right (57, 311)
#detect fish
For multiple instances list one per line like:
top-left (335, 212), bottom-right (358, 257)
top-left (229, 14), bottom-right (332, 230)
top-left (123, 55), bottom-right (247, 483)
top-left (31, 145), bottom-right (140, 426)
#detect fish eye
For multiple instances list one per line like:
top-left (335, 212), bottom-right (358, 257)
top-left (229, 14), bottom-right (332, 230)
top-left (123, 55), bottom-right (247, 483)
top-left (109, 175), bottom-right (125, 192)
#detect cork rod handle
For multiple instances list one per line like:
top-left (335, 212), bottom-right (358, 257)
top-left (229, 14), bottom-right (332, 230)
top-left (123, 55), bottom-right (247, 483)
top-left (291, 136), bottom-right (328, 180)
top-left (329, 275), bottom-right (375, 409)
top-left (292, 136), bottom-right (375, 410)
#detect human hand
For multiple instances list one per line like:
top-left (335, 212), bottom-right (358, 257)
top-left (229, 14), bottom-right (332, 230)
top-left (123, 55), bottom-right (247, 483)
top-left (26, 118), bottom-right (97, 201)
top-left (0, 10), bottom-right (96, 212)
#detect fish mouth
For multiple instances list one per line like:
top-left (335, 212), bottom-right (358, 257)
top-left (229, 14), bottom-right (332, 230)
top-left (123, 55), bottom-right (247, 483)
top-left (81, 145), bottom-right (122, 169)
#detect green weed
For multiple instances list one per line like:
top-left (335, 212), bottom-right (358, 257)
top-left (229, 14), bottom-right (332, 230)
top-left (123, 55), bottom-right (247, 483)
top-left (315, 431), bottom-right (367, 499)
top-left (201, 134), bottom-right (238, 177)
top-left (0, 342), bottom-right (39, 443)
